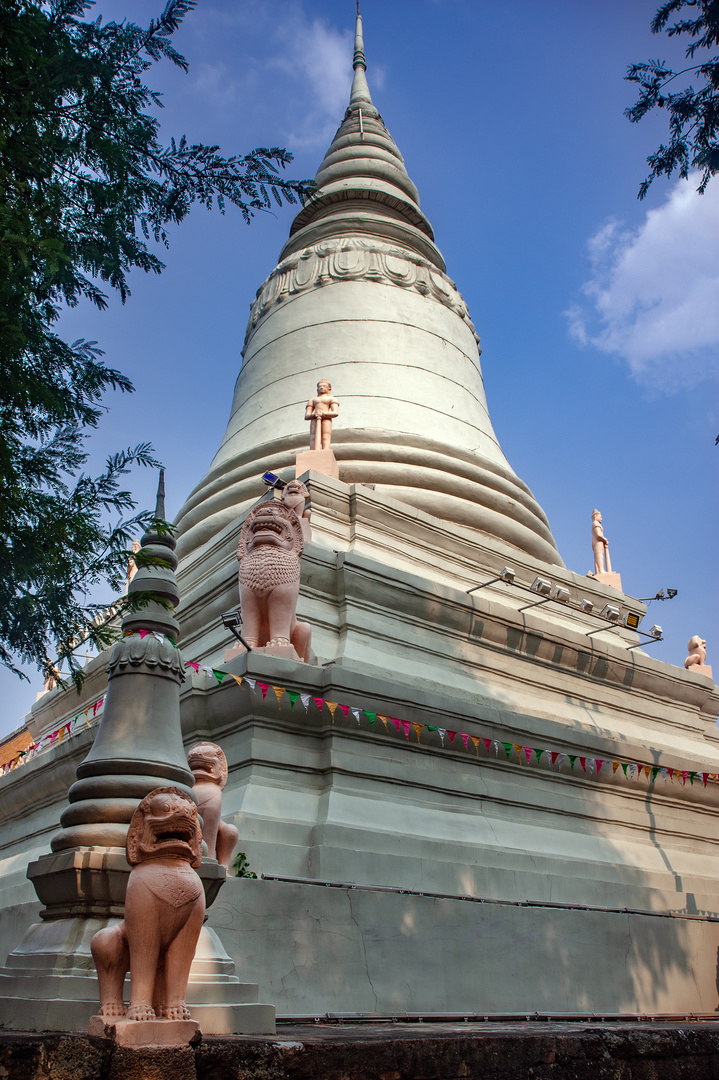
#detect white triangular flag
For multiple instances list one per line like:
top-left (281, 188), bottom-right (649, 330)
top-left (152, 632), bottom-right (165, 643)
top-left (245, 677), bottom-right (256, 690)
top-left (629, 763), bottom-right (637, 779)
top-left (587, 758), bottom-right (595, 775)
top-left (351, 708), bottom-right (360, 724)
top-left (300, 692), bottom-right (310, 710)
top-left (661, 767), bottom-right (668, 782)
top-left (556, 754), bottom-right (567, 771)
top-left (202, 665), bottom-right (214, 676)
top-left (437, 727), bottom-right (446, 746)
top-left (493, 740), bottom-right (499, 756)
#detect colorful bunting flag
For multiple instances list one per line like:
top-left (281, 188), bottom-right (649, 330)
top-left (325, 701), bottom-right (339, 721)
top-left (299, 692), bottom-right (309, 709)
top-left (231, 674), bottom-right (244, 688)
top-left (412, 723), bottom-right (424, 743)
top-left (401, 720), bottom-right (411, 740)
top-left (272, 685), bottom-right (284, 708)
top-left (461, 733), bottom-right (470, 750)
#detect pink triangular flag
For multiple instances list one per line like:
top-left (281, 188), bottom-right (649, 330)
top-left (257, 682), bottom-right (269, 699)
top-left (461, 733), bottom-right (470, 750)
top-left (401, 719), bottom-right (411, 740)
top-left (524, 747), bottom-right (532, 765)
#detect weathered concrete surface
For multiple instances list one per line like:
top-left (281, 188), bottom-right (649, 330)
top-left (2, 1023), bottom-right (719, 1079)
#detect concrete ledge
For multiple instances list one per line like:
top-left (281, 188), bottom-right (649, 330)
top-left (3, 1022), bottom-right (719, 1079)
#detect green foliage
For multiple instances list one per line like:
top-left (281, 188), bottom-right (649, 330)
top-left (232, 852), bottom-right (257, 879)
top-left (626, 0), bottom-right (719, 196)
top-left (0, 0), bottom-right (312, 685)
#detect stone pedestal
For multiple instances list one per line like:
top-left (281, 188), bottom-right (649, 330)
top-left (88, 1016), bottom-right (201, 1047)
top-left (225, 642), bottom-right (300, 663)
top-left (592, 570), bottom-right (622, 592)
top-left (295, 449), bottom-right (339, 480)
top-left (687, 664), bottom-right (713, 681)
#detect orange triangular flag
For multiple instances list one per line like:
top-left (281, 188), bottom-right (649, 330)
top-left (272, 685), bottom-right (284, 708)
top-left (411, 722), bottom-right (423, 743)
top-left (612, 761), bottom-right (620, 775)
top-left (377, 714), bottom-right (388, 731)
top-left (230, 674), bottom-right (244, 687)
top-left (471, 736), bottom-right (480, 755)
top-left (513, 743), bottom-right (523, 763)
top-left (325, 701), bottom-right (338, 721)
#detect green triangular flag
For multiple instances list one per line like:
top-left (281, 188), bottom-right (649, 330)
top-left (364, 711), bottom-right (376, 725)
top-left (652, 767), bottom-right (660, 782)
top-left (621, 763), bottom-right (629, 776)
top-left (568, 755), bottom-right (577, 770)
top-left (287, 691), bottom-right (299, 709)
top-left (534, 749), bottom-right (544, 765)
top-left (213, 670), bottom-right (225, 685)
top-left (167, 636), bottom-right (177, 648)
top-left (426, 725), bottom-right (437, 732)
top-left (689, 772), bottom-right (697, 785)
top-left (502, 742), bottom-right (512, 760)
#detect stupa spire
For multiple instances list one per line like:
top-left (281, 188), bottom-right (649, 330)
top-left (349, 4), bottom-right (372, 109)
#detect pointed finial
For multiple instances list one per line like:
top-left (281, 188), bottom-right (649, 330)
top-left (349, 5), bottom-right (373, 107)
top-left (154, 468), bottom-right (166, 520)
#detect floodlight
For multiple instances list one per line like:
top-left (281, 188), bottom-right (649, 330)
top-left (467, 566), bottom-right (517, 594)
top-left (551, 585), bottom-right (570, 603)
top-left (599, 604), bottom-right (620, 622)
top-left (649, 624), bottom-right (663, 639)
top-left (530, 576), bottom-right (552, 597)
top-left (624, 611), bottom-right (640, 630)
top-left (261, 471), bottom-right (286, 490)
top-left (221, 609), bottom-right (252, 651)
top-left (580, 599), bottom-right (594, 614)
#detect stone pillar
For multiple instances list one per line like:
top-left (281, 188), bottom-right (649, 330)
top-left (0, 474), bottom-right (275, 1035)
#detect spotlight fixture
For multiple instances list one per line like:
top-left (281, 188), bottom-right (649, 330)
top-left (649, 624), bottom-right (663, 639)
top-left (580, 599), bottom-right (594, 614)
top-left (599, 604), bottom-right (620, 622)
top-left (261, 471), bottom-right (287, 490)
top-left (467, 566), bottom-right (516, 593)
top-left (221, 609), bottom-right (252, 651)
top-left (551, 585), bottom-right (570, 604)
top-left (530, 576), bottom-right (552, 597)
top-left (624, 611), bottom-right (641, 630)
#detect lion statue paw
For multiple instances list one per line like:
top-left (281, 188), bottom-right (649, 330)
top-left (126, 1004), bottom-right (156, 1021)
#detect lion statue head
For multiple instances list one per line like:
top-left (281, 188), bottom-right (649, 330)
top-left (187, 742), bottom-right (228, 789)
top-left (237, 501), bottom-right (304, 562)
top-left (126, 787), bottom-right (202, 869)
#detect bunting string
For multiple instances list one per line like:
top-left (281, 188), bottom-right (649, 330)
top-left (4, 629), bottom-right (715, 794)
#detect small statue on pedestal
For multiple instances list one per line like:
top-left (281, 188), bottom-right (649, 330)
top-left (295, 379), bottom-right (340, 480)
top-left (281, 478), bottom-right (312, 542)
top-left (684, 636), bottom-right (713, 680)
top-left (304, 378), bottom-right (339, 451)
top-left (187, 743), bottom-right (239, 869)
top-left (89, 788), bottom-right (204, 1043)
top-left (588, 509), bottom-right (622, 592)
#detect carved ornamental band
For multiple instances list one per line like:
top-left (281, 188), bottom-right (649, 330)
top-left (243, 236), bottom-right (480, 352)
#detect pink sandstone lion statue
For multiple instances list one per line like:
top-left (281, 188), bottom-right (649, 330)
top-left (187, 742), bottom-right (238, 869)
top-left (684, 636), bottom-right (708, 670)
top-left (236, 499), bottom-right (312, 661)
top-left (90, 788), bottom-right (204, 1022)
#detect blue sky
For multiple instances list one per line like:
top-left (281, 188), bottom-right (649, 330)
top-left (2, 0), bottom-right (717, 738)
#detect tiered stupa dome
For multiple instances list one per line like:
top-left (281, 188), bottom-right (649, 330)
top-left (175, 12), bottom-right (561, 567)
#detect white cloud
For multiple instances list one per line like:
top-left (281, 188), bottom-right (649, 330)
top-left (269, 15), bottom-right (353, 147)
top-left (567, 175), bottom-right (719, 390)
